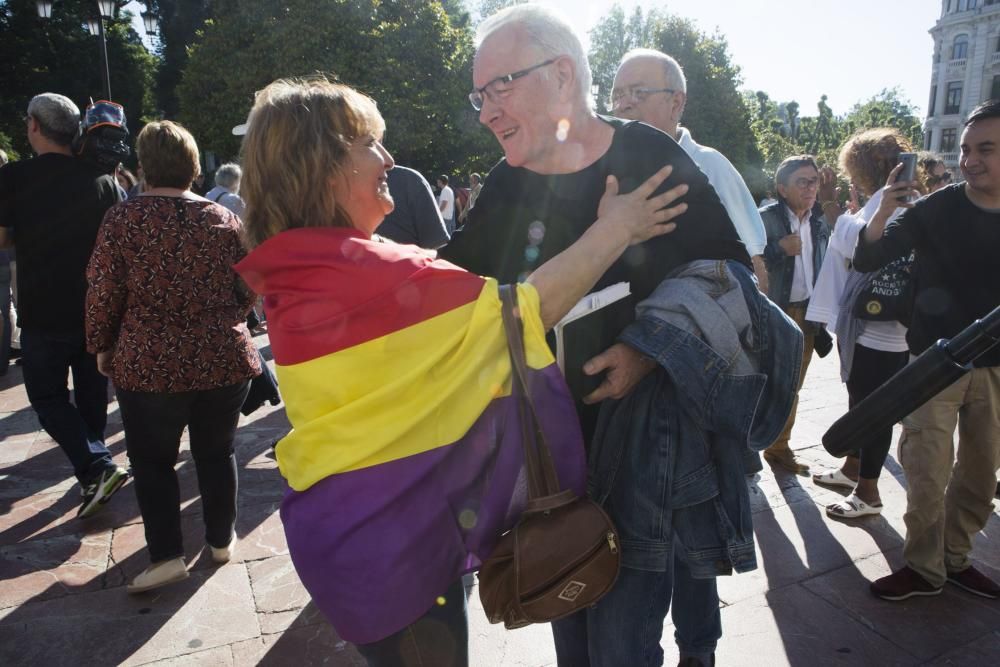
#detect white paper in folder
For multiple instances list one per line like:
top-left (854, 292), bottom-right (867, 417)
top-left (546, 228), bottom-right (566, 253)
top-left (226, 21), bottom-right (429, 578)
top-left (553, 281), bottom-right (631, 373)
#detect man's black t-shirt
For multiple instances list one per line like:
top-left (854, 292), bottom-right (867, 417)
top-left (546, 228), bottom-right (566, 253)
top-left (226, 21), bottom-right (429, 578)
top-left (441, 117), bottom-right (749, 293)
top-left (439, 117), bottom-right (750, 436)
top-left (0, 153), bottom-right (121, 332)
top-left (854, 182), bottom-right (1000, 368)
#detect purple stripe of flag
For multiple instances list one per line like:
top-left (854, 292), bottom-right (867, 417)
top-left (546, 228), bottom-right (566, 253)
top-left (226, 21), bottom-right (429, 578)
top-left (279, 363), bottom-right (585, 644)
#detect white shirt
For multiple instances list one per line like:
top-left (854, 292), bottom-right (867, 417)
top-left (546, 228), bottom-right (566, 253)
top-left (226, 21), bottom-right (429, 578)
top-left (785, 206), bottom-right (814, 302)
top-left (805, 190), bottom-right (908, 352)
top-left (438, 185), bottom-right (454, 220)
top-left (205, 186), bottom-right (245, 217)
top-left (676, 127), bottom-right (766, 256)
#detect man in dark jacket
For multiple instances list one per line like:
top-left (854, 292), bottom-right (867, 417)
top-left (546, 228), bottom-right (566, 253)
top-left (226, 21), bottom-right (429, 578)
top-left (759, 155), bottom-right (833, 474)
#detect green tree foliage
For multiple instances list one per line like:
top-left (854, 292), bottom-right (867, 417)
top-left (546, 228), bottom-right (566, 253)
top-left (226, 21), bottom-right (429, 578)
top-left (746, 87), bottom-right (924, 196)
top-left (588, 5), bottom-right (763, 190)
top-left (840, 88), bottom-right (923, 148)
top-left (744, 91), bottom-right (798, 179)
top-left (145, 1), bottom-right (221, 119)
top-left (177, 0), bottom-right (497, 179)
top-left (803, 94), bottom-right (838, 155)
top-left (0, 131), bottom-right (20, 162)
top-left (439, 0), bottom-right (471, 28)
top-left (0, 0), bottom-right (157, 159)
top-left (588, 5), bottom-right (658, 115)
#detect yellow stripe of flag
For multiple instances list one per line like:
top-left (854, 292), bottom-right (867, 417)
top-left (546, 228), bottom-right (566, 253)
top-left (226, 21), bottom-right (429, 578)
top-left (275, 280), bottom-right (553, 491)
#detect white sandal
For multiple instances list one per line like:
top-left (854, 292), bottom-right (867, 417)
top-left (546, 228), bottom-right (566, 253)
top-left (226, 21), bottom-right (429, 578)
top-left (826, 493), bottom-right (883, 518)
top-left (813, 468), bottom-right (857, 490)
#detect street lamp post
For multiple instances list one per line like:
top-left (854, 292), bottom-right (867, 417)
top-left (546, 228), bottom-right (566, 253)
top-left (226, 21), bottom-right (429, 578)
top-left (141, 9), bottom-right (159, 36)
top-left (84, 1), bottom-right (115, 101)
top-left (37, 1), bottom-right (154, 102)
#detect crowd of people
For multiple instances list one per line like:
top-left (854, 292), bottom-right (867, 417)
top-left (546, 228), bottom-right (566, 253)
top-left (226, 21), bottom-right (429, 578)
top-left (0, 4), bottom-right (998, 667)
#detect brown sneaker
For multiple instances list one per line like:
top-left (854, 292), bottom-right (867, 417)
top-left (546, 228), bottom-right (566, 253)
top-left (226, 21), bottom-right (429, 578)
top-left (947, 566), bottom-right (1000, 599)
top-left (870, 566), bottom-right (943, 601)
top-left (762, 447), bottom-right (810, 474)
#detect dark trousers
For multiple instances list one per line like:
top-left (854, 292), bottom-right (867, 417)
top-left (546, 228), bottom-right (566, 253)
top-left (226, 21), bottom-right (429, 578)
top-left (846, 343), bottom-right (909, 480)
top-left (20, 328), bottom-right (112, 484)
top-left (0, 258), bottom-right (11, 372)
top-left (116, 381), bottom-right (250, 563)
top-left (354, 578), bottom-right (469, 667)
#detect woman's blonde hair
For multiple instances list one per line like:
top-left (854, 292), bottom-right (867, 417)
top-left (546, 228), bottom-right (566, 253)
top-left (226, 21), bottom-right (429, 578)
top-left (837, 128), bottom-right (912, 198)
top-left (136, 120), bottom-right (201, 189)
top-left (240, 77), bottom-right (385, 248)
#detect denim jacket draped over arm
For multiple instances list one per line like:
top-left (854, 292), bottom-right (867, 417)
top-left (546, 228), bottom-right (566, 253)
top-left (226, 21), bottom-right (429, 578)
top-left (588, 260), bottom-right (803, 577)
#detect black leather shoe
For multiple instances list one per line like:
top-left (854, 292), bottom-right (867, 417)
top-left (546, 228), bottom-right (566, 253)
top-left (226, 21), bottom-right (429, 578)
top-left (678, 655), bottom-right (715, 667)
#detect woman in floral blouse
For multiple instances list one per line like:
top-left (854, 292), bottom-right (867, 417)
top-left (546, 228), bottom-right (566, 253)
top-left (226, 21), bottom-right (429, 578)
top-left (85, 120), bottom-right (260, 593)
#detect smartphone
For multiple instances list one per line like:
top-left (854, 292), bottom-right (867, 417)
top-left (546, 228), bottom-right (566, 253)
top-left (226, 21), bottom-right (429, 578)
top-left (895, 152), bottom-right (917, 202)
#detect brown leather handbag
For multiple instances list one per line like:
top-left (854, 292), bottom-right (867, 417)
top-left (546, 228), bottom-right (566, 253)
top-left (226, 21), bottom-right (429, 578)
top-left (478, 285), bottom-right (621, 630)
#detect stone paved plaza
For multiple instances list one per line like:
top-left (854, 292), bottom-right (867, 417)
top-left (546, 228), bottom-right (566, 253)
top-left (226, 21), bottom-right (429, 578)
top-left (1, 333), bottom-right (998, 666)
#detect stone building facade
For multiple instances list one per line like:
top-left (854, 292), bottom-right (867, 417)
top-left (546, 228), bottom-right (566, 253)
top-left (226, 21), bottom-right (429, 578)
top-left (925, 0), bottom-right (1000, 166)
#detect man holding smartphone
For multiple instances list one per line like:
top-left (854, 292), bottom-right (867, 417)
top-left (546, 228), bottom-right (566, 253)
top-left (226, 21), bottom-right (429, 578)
top-left (856, 100), bottom-right (1000, 601)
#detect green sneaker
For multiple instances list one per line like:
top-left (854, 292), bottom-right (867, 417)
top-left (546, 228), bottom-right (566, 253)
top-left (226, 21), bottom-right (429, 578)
top-left (78, 466), bottom-right (130, 519)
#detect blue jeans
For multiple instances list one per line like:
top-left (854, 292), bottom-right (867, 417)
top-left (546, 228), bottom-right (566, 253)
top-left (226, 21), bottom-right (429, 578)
top-left (20, 329), bottom-right (113, 484)
top-left (552, 545), bottom-right (720, 667)
top-left (354, 577), bottom-right (469, 666)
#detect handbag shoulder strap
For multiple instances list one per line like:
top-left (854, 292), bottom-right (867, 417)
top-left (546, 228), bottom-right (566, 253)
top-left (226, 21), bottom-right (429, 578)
top-left (499, 285), bottom-right (562, 498)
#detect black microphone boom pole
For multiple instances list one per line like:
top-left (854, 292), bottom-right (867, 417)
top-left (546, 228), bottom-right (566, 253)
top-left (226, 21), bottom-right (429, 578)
top-left (823, 306), bottom-right (1000, 457)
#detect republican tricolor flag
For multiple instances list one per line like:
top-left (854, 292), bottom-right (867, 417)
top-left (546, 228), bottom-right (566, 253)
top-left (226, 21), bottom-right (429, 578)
top-left (235, 227), bottom-right (586, 644)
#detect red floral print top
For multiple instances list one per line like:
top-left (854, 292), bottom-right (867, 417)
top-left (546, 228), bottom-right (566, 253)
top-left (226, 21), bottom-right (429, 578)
top-left (86, 196), bottom-right (261, 392)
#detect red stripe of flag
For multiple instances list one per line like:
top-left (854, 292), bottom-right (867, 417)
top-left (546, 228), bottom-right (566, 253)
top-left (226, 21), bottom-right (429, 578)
top-left (235, 228), bottom-right (486, 366)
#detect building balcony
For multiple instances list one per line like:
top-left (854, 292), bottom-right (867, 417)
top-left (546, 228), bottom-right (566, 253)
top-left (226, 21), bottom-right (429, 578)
top-left (945, 59), bottom-right (967, 78)
top-left (992, 52), bottom-right (1000, 65)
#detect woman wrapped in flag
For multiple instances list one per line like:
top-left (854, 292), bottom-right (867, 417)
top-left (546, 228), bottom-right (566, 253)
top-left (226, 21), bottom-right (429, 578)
top-left (234, 78), bottom-right (688, 666)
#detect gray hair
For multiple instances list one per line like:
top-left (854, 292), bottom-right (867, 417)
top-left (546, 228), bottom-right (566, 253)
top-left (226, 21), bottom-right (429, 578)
top-left (477, 4), bottom-right (593, 109)
top-left (214, 162), bottom-right (242, 190)
top-left (619, 49), bottom-right (687, 93)
top-left (27, 93), bottom-right (80, 146)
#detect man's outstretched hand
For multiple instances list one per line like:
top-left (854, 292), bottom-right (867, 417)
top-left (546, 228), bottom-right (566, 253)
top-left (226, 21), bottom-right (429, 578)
top-left (582, 343), bottom-right (657, 404)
